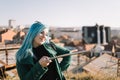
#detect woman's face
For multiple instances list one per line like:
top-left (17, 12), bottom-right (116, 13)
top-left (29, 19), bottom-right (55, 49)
top-left (33, 29), bottom-right (48, 47)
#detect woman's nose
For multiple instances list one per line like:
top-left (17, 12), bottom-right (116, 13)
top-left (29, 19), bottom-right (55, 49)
top-left (42, 33), bottom-right (46, 38)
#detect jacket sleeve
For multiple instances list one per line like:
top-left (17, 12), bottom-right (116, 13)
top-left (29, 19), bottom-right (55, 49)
top-left (16, 54), bottom-right (48, 80)
top-left (52, 42), bottom-right (72, 71)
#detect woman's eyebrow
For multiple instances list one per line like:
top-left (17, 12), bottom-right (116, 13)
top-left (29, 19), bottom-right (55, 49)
top-left (40, 31), bottom-right (44, 33)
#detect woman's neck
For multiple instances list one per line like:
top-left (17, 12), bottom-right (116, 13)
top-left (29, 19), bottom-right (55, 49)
top-left (33, 41), bottom-right (45, 48)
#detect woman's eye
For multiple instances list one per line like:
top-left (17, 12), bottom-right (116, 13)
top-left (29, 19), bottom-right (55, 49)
top-left (39, 31), bottom-right (43, 34)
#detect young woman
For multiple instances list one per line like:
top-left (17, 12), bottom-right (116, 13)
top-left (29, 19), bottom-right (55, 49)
top-left (16, 21), bottom-right (71, 80)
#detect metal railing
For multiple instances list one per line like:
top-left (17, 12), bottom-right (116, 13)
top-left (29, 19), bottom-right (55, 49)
top-left (0, 45), bottom-right (20, 66)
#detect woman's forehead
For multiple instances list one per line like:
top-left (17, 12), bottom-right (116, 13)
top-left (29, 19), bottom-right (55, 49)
top-left (43, 28), bottom-right (48, 33)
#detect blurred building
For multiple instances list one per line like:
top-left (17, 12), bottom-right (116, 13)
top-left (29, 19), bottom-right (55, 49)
top-left (8, 19), bottom-right (16, 28)
top-left (50, 27), bottom-right (82, 40)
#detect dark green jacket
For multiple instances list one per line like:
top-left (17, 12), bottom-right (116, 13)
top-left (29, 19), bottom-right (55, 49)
top-left (16, 42), bottom-right (71, 80)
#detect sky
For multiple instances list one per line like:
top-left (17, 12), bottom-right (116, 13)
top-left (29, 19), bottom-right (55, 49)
top-left (0, 0), bottom-right (120, 28)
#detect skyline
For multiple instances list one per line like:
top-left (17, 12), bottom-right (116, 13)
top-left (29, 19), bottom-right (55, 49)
top-left (0, 0), bottom-right (120, 28)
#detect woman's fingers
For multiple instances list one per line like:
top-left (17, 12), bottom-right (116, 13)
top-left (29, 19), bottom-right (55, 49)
top-left (39, 56), bottom-right (52, 67)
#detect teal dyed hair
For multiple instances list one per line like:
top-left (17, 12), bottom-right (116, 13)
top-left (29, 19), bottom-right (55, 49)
top-left (16, 22), bottom-right (46, 61)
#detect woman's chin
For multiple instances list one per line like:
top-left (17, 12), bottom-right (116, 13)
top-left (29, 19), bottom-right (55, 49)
top-left (40, 41), bottom-right (45, 45)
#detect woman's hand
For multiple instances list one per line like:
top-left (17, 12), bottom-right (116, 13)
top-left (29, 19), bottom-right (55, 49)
top-left (39, 56), bottom-right (52, 67)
